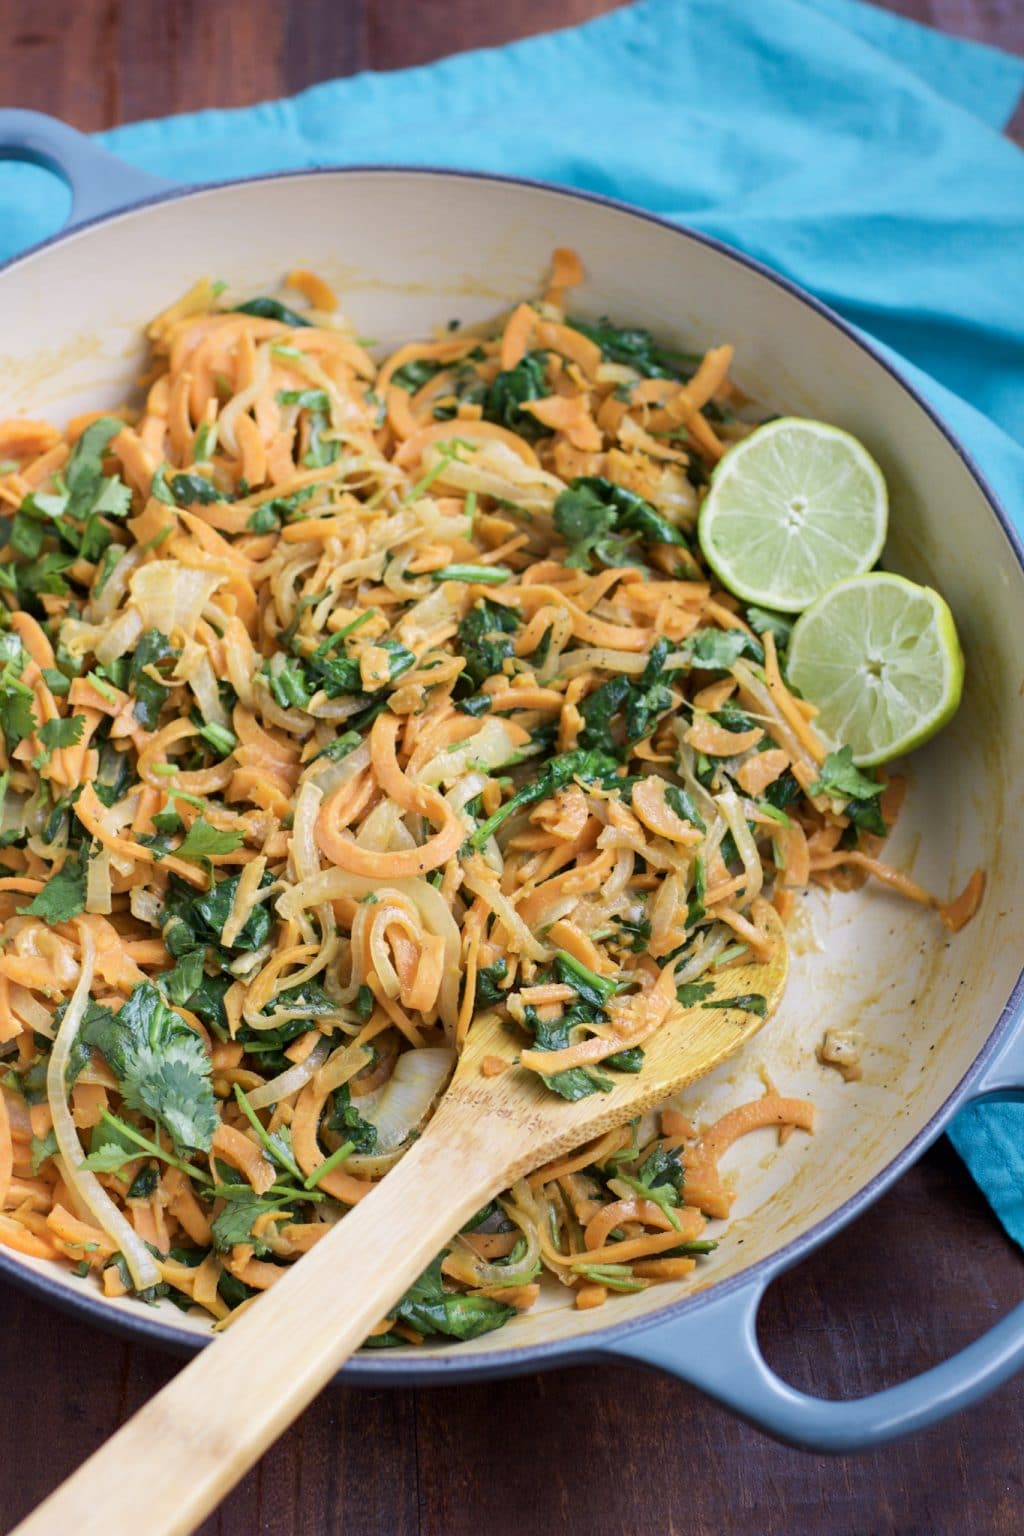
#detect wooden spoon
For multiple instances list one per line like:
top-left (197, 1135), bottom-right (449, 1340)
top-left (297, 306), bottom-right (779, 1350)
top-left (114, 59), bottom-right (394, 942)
top-left (14, 910), bottom-right (787, 1536)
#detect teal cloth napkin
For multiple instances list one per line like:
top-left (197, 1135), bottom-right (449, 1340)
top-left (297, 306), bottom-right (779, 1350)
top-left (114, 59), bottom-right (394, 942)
top-left (2, 0), bottom-right (1023, 1241)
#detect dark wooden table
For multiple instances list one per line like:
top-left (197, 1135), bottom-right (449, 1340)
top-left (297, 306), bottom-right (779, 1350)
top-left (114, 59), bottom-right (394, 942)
top-left (1, 3), bottom-right (1022, 1532)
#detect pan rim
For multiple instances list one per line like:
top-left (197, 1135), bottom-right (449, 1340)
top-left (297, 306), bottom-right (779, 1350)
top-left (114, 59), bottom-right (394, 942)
top-left (0, 161), bottom-right (1021, 1384)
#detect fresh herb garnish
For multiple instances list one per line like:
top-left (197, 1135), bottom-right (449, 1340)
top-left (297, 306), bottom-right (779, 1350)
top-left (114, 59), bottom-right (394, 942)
top-left (567, 318), bottom-right (697, 379)
top-left (553, 476), bottom-right (685, 572)
top-left (19, 851), bottom-right (88, 923)
top-left (701, 993), bottom-right (769, 1017)
top-left (809, 746), bottom-right (885, 804)
top-left (482, 352), bottom-right (551, 440)
top-left (80, 981), bottom-right (219, 1155)
top-left (457, 597), bottom-right (519, 691)
top-left (475, 958), bottom-right (509, 1008)
top-left (234, 296), bottom-right (312, 328)
top-left (469, 748), bottom-right (619, 849)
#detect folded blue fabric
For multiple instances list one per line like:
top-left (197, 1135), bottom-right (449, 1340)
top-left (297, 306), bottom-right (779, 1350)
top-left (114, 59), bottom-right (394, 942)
top-left (1, 0), bottom-right (1023, 1240)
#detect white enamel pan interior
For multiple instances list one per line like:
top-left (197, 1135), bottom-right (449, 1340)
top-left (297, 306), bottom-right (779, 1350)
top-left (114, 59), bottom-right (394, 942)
top-left (0, 120), bottom-right (1022, 1450)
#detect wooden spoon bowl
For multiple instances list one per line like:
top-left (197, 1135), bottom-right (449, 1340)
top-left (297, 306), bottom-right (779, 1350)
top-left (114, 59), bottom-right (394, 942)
top-left (15, 909), bottom-right (787, 1536)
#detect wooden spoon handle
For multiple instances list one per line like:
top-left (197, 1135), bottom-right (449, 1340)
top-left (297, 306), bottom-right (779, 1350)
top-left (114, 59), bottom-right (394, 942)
top-left (13, 1115), bottom-right (506, 1536)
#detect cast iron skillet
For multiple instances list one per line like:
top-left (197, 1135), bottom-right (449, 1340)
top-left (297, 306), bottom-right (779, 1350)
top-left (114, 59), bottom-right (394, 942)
top-left (0, 109), bottom-right (1022, 1453)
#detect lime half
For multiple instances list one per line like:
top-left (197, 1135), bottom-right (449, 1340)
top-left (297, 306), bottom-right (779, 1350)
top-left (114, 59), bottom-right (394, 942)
top-left (787, 572), bottom-right (964, 766)
top-left (698, 417), bottom-right (888, 612)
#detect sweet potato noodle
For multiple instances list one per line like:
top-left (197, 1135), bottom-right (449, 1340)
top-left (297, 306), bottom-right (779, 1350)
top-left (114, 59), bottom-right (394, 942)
top-left (0, 252), bottom-right (982, 1340)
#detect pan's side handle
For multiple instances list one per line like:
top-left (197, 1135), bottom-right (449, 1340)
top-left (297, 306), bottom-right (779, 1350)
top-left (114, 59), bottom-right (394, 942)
top-left (602, 1006), bottom-right (1024, 1452)
top-left (0, 109), bottom-right (177, 232)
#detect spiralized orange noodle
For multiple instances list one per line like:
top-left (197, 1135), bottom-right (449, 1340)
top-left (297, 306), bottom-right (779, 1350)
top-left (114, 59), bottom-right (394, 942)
top-left (0, 252), bottom-right (982, 1337)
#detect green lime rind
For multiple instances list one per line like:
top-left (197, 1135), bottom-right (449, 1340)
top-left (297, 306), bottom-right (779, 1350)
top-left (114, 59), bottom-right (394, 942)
top-left (697, 416), bottom-right (888, 613)
top-left (787, 572), bottom-right (964, 767)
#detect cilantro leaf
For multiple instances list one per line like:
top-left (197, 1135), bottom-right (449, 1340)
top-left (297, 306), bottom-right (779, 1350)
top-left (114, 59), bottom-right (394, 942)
top-left (20, 851), bottom-right (88, 923)
top-left (80, 981), bottom-right (219, 1155)
top-left (468, 748), bottom-right (619, 849)
top-left (676, 980), bottom-right (715, 1006)
top-left (168, 473), bottom-right (226, 507)
top-left (566, 317), bottom-right (697, 379)
top-left (701, 993), bottom-right (769, 1017)
top-left (176, 818), bottom-right (244, 862)
top-left (31, 1129), bottom-right (59, 1174)
top-left (389, 1255), bottom-right (514, 1342)
top-left (681, 627), bottom-right (763, 670)
top-left (392, 357), bottom-right (446, 392)
top-left (244, 485), bottom-right (316, 533)
top-left (745, 605), bottom-right (793, 648)
top-left (0, 637), bottom-right (36, 751)
top-left (211, 1193), bottom-right (288, 1256)
top-left (39, 715), bottom-right (85, 750)
top-left (634, 1142), bottom-right (685, 1198)
top-left (64, 416), bottom-right (125, 522)
top-left (553, 477), bottom-right (684, 573)
top-left (163, 869), bottom-right (274, 956)
top-left (234, 297), bottom-right (312, 328)
top-left (475, 958), bottom-right (509, 1008)
top-left (524, 1005), bottom-right (614, 1102)
top-left (809, 746), bottom-right (884, 803)
top-left (90, 476), bottom-right (133, 519)
top-left (128, 629), bottom-right (178, 730)
top-left (326, 1083), bottom-right (379, 1154)
top-left (482, 352), bottom-right (551, 440)
top-left (457, 597), bottom-right (519, 691)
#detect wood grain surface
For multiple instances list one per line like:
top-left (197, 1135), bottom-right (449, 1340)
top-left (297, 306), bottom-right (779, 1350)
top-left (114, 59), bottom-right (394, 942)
top-left (0, 4), bottom-right (1021, 1534)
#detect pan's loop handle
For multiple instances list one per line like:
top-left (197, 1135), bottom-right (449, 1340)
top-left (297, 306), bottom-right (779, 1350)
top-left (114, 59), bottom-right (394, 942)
top-left (0, 109), bottom-right (177, 231)
top-left (605, 1008), bottom-right (1024, 1451)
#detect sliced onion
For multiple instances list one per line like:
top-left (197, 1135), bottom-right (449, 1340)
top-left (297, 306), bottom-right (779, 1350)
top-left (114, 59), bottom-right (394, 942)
top-left (429, 439), bottom-right (565, 514)
top-left (410, 499), bottom-right (472, 543)
top-left (130, 886), bottom-right (163, 927)
top-left (346, 1047), bottom-right (454, 1170)
top-left (221, 856), bottom-right (267, 949)
top-left (277, 869), bottom-right (462, 1036)
top-left (454, 1178), bottom-right (541, 1287)
top-left (290, 779), bottom-right (324, 884)
top-left (87, 544), bottom-right (143, 623)
top-left (414, 718), bottom-right (526, 788)
top-left (716, 786), bottom-right (763, 908)
top-left (217, 340), bottom-right (271, 456)
top-left (129, 561), bottom-right (223, 639)
top-left (731, 659), bottom-right (818, 775)
top-left (46, 927), bottom-right (162, 1292)
top-left (186, 648), bottom-right (232, 730)
top-left (356, 799), bottom-right (416, 851)
top-left (94, 606), bottom-right (144, 666)
top-left (673, 926), bottom-right (732, 985)
top-left (0, 789), bottom-right (26, 843)
top-left (302, 742), bottom-right (370, 800)
top-left (394, 582), bottom-right (461, 652)
top-left (55, 610), bottom-right (142, 665)
top-left (460, 859), bottom-right (550, 962)
top-left (85, 846), bottom-right (113, 915)
top-left (557, 647), bottom-right (648, 679)
top-left (246, 1034), bottom-right (331, 1111)
top-left (314, 1036), bottom-right (384, 1099)
top-left (9, 984), bottom-right (54, 1038)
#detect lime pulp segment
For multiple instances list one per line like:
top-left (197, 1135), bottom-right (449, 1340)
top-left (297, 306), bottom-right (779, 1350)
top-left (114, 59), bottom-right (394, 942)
top-left (697, 417), bottom-right (888, 613)
top-left (786, 572), bottom-right (964, 767)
